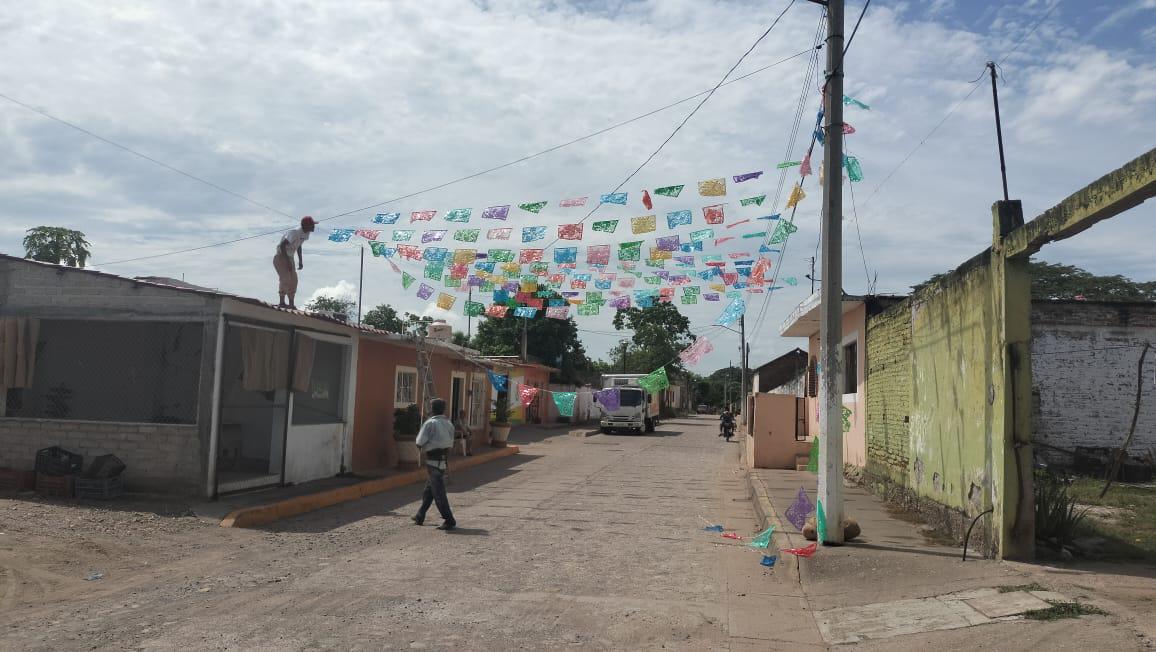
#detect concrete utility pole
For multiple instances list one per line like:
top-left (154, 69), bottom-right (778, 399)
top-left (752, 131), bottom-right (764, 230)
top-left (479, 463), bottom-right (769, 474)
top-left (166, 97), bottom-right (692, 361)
top-left (819, 0), bottom-right (846, 545)
top-left (986, 61), bottom-right (1011, 202)
top-left (357, 246), bottom-right (365, 326)
top-left (739, 315), bottom-right (748, 424)
top-left (520, 316), bottom-right (528, 361)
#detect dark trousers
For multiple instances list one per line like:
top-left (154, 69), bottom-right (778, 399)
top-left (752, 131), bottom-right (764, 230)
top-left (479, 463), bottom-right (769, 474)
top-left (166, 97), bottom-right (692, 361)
top-left (416, 464), bottom-right (455, 524)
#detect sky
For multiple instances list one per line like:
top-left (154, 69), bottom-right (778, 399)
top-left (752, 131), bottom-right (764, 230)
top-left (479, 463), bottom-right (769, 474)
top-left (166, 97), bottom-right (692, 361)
top-left (2, 0), bottom-right (1154, 373)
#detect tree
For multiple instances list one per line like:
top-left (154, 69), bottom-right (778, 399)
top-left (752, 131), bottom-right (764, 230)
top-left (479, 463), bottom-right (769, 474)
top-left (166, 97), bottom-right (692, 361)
top-left (305, 295), bottom-right (357, 322)
top-left (611, 302), bottom-right (694, 378)
top-left (912, 259), bottom-right (1156, 301)
top-left (363, 304), bottom-right (408, 333)
top-left (472, 293), bottom-right (594, 384)
top-left (23, 227), bottom-right (91, 267)
top-left (451, 331), bottom-right (470, 347)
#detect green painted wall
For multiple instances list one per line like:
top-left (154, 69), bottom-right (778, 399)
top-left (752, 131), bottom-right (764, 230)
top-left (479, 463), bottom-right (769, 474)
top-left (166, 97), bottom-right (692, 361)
top-left (864, 302), bottom-right (911, 484)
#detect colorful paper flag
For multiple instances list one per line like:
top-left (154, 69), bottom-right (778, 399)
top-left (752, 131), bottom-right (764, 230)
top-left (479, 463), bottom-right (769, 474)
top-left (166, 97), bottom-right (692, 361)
top-left (435, 292), bottom-right (456, 310)
top-left (397, 245), bottom-right (422, 261)
top-left (690, 228), bottom-right (714, 243)
top-left (354, 228), bottom-right (381, 241)
top-left (411, 210), bottom-right (436, 222)
top-left (559, 196), bottom-right (588, 208)
top-left (392, 230), bottom-right (414, 242)
top-left (843, 94), bottom-right (870, 109)
top-left (638, 367), bottom-right (669, 393)
top-left (513, 306), bottom-right (537, 319)
top-left (784, 486), bottom-right (814, 530)
top-left (519, 249), bottom-right (544, 264)
top-left (422, 230), bottom-right (447, 243)
top-left (551, 391), bottom-right (576, 416)
top-left (641, 189), bottom-right (653, 210)
top-left (740, 195), bottom-right (765, 207)
top-left (666, 210), bottom-right (693, 229)
top-left (401, 271), bottom-right (416, 289)
top-left (554, 247), bottom-right (578, 264)
top-left (481, 205), bottom-right (509, 220)
top-left (486, 304), bottom-right (508, 318)
top-left (653, 185), bottom-right (683, 198)
top-left (445, 208), bottom-right (472, 223)
top-left (844, 155), bottom-right (864, 182)
top-left (592, 219), bottom-right (619, 233)
top-left (464, 300), bottom-right (485, 316)
top-left (842, 123), bottom-right (856, 135)
top-left (619, 241), bottom-right (642, 261)
top-left (519, 385), bottom-right (539, 406)
top-left (769, 220), bottom-right (798, 244)
top-left (369, 241), bottom-right (392, 257)
top-left (701, 204), bottom-right (725, 224)
top-left (800, 152), bottom-right (813, 177)
top-left (545, 306), bottom-right (569, 320)
top-left (600, 192), bottom-right (628, 205)
top-left (782, 543), bottom-right (818, 558)
top-left (372, 212), bottom-right (401, 224)
top-left (697, 178), bottom-right (727, 196)
top-left (518, 201), bottom-right (547, 214)
top-left (558, 223), bottom-right (584, 240)
top-left (807, 437), bottom-right (820, 473)
top-left (577, 303), bottom-right (600, 316)
top-left (776, 161), bottom-right (801, 169)
top-left (522, 226), bottom-right (546, 242)
top-left (786, 184), bottom-right (806, 209)
top-left (453, 229), bottom-right (480, 242)
top-left (631, 215), bottom-right (657, 234)
top-left (416, 283), bottom-right (434, 300)
top-left (587, 245), bottom-right (610, 265)
top-left (593, 387), bottom-right (620, 410)
top-left (733, 171), bottom-right (763, 183)
top-left (488, 228), bottom-right (512, 240)
top-left (328, 228), bottom-right (354, 243)
top-left (715, 297), bottom-right (746, 326)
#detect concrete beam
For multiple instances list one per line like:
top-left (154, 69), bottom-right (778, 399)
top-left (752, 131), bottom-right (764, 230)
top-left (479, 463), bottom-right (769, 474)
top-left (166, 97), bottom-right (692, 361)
top-left (1004, 148), bottom-right (1156, 258)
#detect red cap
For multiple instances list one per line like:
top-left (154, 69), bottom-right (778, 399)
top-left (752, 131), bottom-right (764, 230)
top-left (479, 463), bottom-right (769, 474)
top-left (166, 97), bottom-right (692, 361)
top-left (301, 216), bottom-right (317, 228)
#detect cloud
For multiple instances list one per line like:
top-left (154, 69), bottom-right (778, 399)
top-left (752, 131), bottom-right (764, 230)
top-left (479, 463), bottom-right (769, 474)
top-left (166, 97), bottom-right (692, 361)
top-left (0, 0), bottom-right (1153, 372)
top-left (307, 279), bottom-right (357, 305)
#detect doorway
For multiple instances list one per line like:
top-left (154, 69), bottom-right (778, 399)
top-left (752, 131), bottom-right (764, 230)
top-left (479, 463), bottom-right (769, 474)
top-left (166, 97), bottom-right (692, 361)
top-left (451, 373), bottom-right (466, 424)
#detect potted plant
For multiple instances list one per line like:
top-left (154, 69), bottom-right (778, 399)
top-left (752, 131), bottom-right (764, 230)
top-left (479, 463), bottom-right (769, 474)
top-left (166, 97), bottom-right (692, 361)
top-left (490, 391), bottom-right (512, 447)
top-left (393, 404), bottom-right (422, 468)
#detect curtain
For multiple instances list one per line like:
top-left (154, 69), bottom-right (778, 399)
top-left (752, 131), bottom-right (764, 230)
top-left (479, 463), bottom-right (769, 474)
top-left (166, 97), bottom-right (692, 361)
top-left (239, 327), bottom-right (289, 392)
top-left (292, 333), bottom-right (316, 394)
top-left (0, 317), bottom-right (39, 389)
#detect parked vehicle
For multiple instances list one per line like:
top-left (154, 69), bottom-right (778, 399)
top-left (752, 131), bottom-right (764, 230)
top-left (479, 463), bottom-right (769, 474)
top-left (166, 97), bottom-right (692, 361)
top-left (597, 374), bottom-right (659, 434)
top-left (696, 404), bottom-right (711, 414)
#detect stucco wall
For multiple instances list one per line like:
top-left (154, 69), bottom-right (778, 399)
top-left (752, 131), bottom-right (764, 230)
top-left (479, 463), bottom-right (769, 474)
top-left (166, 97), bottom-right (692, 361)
top-left (749, 393), bottom-right (811, 469)
top-left (1031, 301), bottom-right (1156, 464)
top-left (803, 303), bottom-right (867, 467)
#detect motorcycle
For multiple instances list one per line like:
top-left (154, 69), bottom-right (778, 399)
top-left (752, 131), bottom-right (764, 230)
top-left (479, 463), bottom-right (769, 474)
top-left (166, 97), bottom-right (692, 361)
top-left (721, 421), bottom-right (735, 442)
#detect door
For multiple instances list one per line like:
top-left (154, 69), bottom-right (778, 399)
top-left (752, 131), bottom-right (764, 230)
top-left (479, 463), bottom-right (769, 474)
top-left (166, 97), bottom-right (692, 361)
top-left (451, 375), bottom-right (465, 424)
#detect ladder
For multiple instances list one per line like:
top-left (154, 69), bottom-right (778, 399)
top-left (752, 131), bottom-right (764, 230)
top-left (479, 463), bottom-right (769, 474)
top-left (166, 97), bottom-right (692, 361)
top-left (415, 332), bottom-right (436, 418)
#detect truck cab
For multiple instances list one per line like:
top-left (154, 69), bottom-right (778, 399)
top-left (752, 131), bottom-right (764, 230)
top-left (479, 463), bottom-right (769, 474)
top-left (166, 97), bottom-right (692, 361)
top-left (597, 374), bottom-right (659, 434)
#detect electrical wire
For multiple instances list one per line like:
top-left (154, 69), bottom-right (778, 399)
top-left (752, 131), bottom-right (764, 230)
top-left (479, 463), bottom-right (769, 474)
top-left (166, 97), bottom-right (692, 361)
top-left (859, 0), bottom-right (1061, 209)
top-left (0, 91), bottom-right (296, 220)
top-left (72, 43), bottom-right (818, 267)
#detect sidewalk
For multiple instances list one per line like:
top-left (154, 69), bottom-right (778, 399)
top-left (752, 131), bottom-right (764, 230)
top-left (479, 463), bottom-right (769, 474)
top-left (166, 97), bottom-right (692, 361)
top-left (746, 467), bottom-right (1153, 648)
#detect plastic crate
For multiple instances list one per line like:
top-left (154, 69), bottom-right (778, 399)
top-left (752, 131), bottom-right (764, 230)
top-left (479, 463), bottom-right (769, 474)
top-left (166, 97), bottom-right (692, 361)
top-left (35, 446), bottom-right (83, 476)
top-left (0, 468), bottom-right (36, 492)
top-left (35, 472), bottom-right (74, 498)
top-left (74, 476), bottom-right (123, 500)
top-left (84, 454), bottom-right (126, 480)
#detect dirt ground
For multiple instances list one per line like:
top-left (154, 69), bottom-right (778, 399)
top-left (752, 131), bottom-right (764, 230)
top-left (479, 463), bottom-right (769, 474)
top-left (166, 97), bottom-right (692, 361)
top-left (2, 419), bottom-right (1154, 650)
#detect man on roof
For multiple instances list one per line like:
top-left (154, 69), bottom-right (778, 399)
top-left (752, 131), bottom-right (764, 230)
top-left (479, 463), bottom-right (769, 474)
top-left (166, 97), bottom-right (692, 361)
top-left (274, 216), bottom-right (316, 309)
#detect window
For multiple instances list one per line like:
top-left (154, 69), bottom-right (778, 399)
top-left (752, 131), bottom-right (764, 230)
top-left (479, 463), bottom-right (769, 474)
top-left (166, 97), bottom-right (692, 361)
top-left (469, 375), bottom-right (485, 427)
top-left (4, 320), bottom-right (203, 424)
top-left (806, 358), bottom-right (818, 397)
top-left (619, 388), bottom-right (645, 407)
top-left (843, 342), bottom-right (858, 395)
top-left (292, 338), bottom-right (348, 425)
top-left (395, 367), bottom-right (417, 407)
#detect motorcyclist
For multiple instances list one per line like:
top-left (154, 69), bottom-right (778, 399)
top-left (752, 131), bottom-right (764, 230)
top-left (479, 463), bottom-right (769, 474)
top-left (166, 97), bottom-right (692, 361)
top-left (719, 407), bottom-right (736, 438)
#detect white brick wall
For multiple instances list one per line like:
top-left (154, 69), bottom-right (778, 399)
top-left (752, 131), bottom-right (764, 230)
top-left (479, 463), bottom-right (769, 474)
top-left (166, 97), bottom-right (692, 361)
top-left (1032, 303), bottom-right (1156, 464)
top-left (0, 418), bottom-right (202, 494)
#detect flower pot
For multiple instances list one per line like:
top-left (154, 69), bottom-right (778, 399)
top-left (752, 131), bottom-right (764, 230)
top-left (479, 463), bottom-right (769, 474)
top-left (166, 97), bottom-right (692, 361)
top-left (490, 424), bottom-right (511, 447)
top-left (394, 437), bottom-right (420, 468)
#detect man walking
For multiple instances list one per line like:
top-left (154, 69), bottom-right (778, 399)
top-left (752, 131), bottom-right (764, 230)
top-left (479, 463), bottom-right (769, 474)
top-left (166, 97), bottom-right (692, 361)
top-left (274, 216), bottom-right (316, 309)
top-left (412, 398), bottom-right (457, 530)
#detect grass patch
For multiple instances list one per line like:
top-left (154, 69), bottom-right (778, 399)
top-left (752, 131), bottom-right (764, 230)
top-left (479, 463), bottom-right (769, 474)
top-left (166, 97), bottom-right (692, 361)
top-left (1023, 600), bottom-right (1107, 621)
top-left (1065, 477), bottom-right (1156, 561)
top-left (998, 582), bottom-right (1046, 593)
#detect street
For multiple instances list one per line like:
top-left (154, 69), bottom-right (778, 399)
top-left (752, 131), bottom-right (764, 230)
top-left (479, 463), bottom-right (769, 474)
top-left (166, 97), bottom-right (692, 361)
top-left (1, 416), bottom-right (774, 650)
top-left (3, 415), bottom-right (1151, 651)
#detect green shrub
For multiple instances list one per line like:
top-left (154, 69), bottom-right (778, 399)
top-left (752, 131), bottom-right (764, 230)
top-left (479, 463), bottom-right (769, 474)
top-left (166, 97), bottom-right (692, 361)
top-left (1035, 470), bottom-right (1087, 547)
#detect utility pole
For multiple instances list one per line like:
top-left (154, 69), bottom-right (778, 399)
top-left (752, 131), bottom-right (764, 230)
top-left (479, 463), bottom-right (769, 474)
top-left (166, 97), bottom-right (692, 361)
top-left (739, 314), bottom-right (747, 424)
top-left (818, 0), bottom-right (846, 545)
top-left (466, 286), bottom-right (473, 342)
top-left (987, 61), bottom-right (1010, 202)
top-left (520, 316), bottom-right (528, 362)
top-left (621, 340), bottom-right (628, 373)
top-left (809, 256), bottom-right (817, 294)
top-left (356, 246), bottom-right (365, 326)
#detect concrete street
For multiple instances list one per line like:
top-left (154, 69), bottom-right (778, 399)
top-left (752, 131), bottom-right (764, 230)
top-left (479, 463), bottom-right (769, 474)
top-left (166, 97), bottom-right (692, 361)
top-left (1, 415), bottom-right (1151, 650)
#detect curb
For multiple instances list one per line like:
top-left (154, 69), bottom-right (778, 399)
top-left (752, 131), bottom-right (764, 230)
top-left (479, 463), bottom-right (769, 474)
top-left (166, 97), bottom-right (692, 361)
top-left (745, 470), bottom-right (807, 580)
top-left (219, 446), bottom-right (520, 528)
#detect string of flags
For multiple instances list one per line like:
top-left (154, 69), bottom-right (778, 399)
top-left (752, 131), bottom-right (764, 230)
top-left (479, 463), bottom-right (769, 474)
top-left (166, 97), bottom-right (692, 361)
top-left (322, 90), bottom-right (869, 328)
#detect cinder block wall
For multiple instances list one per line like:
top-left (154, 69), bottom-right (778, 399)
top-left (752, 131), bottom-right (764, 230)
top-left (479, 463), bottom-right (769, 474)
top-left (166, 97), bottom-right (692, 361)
top-left (0, 419), bottom-right (201, 493)
top-left (865, 301), bottom-right (912, 483)
top-left (1031, 301), bottom-right (1156, 464)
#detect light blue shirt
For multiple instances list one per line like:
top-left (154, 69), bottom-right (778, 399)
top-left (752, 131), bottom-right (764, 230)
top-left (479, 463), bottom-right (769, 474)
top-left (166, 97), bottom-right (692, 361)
top-left (415, 415), bottom-right (454, 451)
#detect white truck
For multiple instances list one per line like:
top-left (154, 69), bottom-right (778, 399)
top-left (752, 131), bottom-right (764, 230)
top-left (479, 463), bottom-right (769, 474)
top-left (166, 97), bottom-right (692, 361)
top-left (597, 374), bottom-right (660, 434)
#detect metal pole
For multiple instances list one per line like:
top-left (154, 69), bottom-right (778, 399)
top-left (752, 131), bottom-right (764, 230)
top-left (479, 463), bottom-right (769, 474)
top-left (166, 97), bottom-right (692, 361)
top-left (819, 0), bottom-right (846, 545)
top-left (357, 246), bottom-right (365, 326)
top-left (740, 315), bottom-right (747, 424)
top-left (467, 286), bottom-right (473, 342)
top-left (987, 62), bottom-right (1010, 202)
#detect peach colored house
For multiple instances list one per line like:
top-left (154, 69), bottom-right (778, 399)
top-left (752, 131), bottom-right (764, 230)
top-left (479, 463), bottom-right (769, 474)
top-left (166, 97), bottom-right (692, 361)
top-left (351, 334), bottom-right (493, 472)
top-left (776, 293), bottom-right (905, 469)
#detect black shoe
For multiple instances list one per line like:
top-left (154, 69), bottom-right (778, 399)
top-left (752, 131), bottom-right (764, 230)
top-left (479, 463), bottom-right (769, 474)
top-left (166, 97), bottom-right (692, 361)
top-left (411, 515), bottom-right (424, 526)
top-left (436, 522), bottom-right (457, 531)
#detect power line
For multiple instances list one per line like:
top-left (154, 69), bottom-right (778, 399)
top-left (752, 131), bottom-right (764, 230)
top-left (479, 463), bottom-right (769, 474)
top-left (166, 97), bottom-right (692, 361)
top-left (859, 0), bottom-right (1061, 208)
top-left (0, 92), bottom-right (296, 220)
top-left (92, 44), bottom-right (818, 268)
